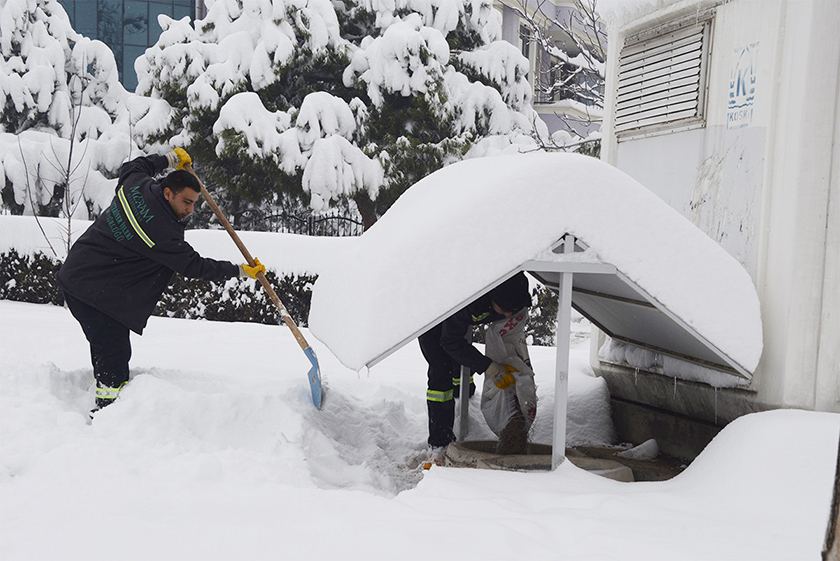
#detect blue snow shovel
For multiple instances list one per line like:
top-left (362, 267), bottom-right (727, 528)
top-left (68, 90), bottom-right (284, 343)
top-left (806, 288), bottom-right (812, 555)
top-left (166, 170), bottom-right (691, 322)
top-left (186, 165), bottom-right (323, 409)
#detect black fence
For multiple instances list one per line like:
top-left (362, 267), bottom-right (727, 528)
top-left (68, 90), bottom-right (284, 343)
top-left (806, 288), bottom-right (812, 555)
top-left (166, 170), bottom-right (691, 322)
top-left (263, 211), bottom-right (365, 237)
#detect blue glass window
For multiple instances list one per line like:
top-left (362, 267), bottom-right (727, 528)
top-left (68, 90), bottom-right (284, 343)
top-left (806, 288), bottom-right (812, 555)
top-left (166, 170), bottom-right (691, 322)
top-left (124, 0), bottom-right (149, 46)
top-left (97, 0), bottom-right (122, 46)
top-left (123, 45), bottom-right (146, 91)
top-left (55, 0), bottom-right (195, 89)
top-left (173, 3), bottom-right (192, 21)
top-left (74, 0), bottom-right (97, 36)
top-left (149, 2), bottom-right (173, 33)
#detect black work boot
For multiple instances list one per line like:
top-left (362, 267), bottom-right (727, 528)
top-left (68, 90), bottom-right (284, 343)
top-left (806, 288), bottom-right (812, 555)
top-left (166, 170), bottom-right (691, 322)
top-left (89, 381), bottom-right (124, 419)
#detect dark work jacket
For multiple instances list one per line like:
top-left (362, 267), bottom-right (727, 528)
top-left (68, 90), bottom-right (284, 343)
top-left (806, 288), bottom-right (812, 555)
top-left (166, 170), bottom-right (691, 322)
top-left (438, 294), bottom-right (508, 374)
top-left (58, 155), bottom-right (239, 334)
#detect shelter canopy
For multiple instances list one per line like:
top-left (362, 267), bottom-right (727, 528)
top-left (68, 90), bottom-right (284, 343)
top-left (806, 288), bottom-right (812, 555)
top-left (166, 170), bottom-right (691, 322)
top-left (308, 153), bottom-right (762, 375)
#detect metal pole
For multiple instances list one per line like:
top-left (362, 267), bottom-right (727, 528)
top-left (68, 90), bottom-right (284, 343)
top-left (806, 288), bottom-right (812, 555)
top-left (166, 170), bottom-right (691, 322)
top-left (552, 235), bottom-right (575, 470)
top-left (458, 330), bottom-right (471, 440)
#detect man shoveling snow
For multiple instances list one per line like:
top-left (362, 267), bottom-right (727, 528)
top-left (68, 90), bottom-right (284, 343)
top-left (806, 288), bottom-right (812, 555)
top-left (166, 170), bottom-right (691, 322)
top-left (57, 149), bottom-right (266, 417)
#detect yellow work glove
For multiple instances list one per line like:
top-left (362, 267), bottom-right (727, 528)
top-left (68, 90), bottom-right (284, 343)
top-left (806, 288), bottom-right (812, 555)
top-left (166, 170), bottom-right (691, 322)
top-left (240, 258), bottom-right (266, 279)
top-left (166, 147), bottom-right (192, 170)
top-left (486, 362), bottom-right (518, 390)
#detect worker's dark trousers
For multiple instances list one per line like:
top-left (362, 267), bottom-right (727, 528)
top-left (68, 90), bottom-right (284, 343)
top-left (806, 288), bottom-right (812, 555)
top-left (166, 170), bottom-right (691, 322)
top-left (63, 291), bottom-right (131, 390)
top-left (418, 324), bottom-right (459, 448)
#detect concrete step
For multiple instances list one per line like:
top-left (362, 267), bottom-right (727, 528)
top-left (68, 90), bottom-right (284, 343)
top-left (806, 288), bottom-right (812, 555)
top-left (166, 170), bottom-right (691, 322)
top-left (444, 441), bottom-right (637, 482)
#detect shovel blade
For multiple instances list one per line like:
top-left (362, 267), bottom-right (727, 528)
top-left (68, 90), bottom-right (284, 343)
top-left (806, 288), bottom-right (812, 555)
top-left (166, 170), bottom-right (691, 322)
top-left (304, 346), bottom-right (322, 409)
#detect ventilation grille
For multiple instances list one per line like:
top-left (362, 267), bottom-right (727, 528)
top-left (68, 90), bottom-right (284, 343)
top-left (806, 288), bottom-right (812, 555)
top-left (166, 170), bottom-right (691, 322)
top-left (615, 22), bottom-right (709, 134)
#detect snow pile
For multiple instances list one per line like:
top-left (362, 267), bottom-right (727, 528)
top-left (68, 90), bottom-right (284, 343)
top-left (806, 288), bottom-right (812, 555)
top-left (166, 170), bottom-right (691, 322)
top-left (617, 438), bottom-right (659, 460)
top-left (596, 0), bottom-right (669, 26)
top-left (599, 336), bottom-right (752, 389)
top-left (310, 152), bottom-right (763, 373)
top-left (1, 300), bottom-right (836, 561)
top-left (595, 0), bottom-right (715, 30)
top-left (0, 300), bottom-right (615, 498)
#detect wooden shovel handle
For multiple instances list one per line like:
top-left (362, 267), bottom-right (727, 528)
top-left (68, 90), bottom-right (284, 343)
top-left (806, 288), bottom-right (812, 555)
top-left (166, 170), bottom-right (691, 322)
top-left (184, 164), bottom-right (311, 352)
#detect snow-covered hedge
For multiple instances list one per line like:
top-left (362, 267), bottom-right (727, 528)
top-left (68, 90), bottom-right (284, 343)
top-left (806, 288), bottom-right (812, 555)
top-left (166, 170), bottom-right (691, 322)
top-left (0, 250), bottom-right (316, 325)
top-left (0, 248), bottom-right (559, 342)
top-left (0, 250), bottom-right (63, 305)
top-left (0, 214), bottom-right (560, 340)
top-left (155, 270), bottom-right (316, 325)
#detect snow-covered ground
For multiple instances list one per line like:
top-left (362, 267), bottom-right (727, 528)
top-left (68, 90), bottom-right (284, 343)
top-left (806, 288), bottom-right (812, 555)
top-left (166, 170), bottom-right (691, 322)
top-left (1, 300), bottom-right (836, 560)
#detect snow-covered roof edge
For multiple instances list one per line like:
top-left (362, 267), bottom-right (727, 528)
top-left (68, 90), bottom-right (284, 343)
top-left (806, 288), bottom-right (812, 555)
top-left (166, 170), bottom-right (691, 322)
top-left (308, 152), bottom-right (763, 373)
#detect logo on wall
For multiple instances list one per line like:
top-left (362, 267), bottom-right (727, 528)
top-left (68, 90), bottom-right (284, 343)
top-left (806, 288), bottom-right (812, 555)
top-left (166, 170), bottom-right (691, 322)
top-left (727, 44), bottom-right (758, 130)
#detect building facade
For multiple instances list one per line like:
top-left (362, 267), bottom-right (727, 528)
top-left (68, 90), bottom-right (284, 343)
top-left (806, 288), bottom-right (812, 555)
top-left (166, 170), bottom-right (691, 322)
top-left (58, 0), bottom-right (196, 90)
top-left (598, 0), bottom-right (840, 458)
top-left (495, 0), bottom-right (605, 138)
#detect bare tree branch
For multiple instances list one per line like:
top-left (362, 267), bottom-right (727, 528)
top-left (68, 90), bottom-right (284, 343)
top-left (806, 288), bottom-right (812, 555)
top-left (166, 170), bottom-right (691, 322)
top-left (70, 164), bottom-right (92, 216)
top-left (514, 0), bottom-right (606, 110)
top-left (44, 138), bottom-right (66, 176)
top-left (513, 0), bottom-right (606, 150)
top-left (18, 138), bottom-right (59, 259)
top-left (68, 132), bottom-right (91, 178)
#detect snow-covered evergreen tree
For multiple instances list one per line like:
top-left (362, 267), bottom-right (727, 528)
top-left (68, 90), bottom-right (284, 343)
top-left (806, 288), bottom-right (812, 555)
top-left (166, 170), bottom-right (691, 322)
top-left (137, 0), bottom-right (548, 229)
top-left (0, 0), bottom-right (166, 224)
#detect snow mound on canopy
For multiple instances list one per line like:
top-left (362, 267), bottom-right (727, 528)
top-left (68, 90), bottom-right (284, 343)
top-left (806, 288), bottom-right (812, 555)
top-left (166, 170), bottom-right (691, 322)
top-left (309, 152), bottom-right (762, 372)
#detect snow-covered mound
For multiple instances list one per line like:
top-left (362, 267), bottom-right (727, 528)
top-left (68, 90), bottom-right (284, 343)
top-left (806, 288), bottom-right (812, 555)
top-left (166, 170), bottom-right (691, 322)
top-left (0, 299), bottom-right (835, 560)
top-left (309, 152), bottom-right (763, 373)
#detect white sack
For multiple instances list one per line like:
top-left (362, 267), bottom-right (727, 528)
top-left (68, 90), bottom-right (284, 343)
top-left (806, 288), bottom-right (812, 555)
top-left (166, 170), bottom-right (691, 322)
top-left (480, 310), bottom-right (537, 436)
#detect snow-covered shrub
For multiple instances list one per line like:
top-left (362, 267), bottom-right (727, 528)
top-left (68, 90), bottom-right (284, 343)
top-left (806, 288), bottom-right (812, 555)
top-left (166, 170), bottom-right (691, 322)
top-left (0, 250), bottom-right (63, 305)
top-left (0, 249), bottom-right (316, 325)
top-left (136, 0), bottom-right (548, 229)
top-left (156, 271), bottom-right (316, 326)
top-left (526, 284), bottom-right (559, 346)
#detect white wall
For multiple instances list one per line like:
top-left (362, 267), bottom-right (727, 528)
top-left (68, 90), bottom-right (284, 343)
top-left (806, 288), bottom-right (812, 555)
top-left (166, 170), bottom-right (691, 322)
top-left (759, 0), bottom-right (840, 412)
top-left (600, 0), bottom-right (840, 413)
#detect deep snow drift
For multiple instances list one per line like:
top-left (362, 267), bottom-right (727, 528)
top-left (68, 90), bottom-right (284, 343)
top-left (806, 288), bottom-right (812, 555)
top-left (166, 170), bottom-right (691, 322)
top-left (0, 300), bottom-right (836, 561)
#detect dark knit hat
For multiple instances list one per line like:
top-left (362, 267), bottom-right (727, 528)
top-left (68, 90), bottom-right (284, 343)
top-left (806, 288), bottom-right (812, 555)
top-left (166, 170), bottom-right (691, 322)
top-left (489, 272), bottom-right (530, 313)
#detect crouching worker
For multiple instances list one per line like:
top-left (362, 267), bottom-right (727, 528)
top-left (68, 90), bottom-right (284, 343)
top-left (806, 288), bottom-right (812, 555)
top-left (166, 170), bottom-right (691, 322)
top-left (418, 272), bottom-right (531, 465)
top-left (57, 148), bottom-right (266, 417)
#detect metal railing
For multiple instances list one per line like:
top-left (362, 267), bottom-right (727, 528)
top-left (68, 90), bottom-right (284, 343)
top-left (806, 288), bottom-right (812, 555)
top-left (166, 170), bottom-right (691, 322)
top-left (261, 211), bottom-right (365, 237)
